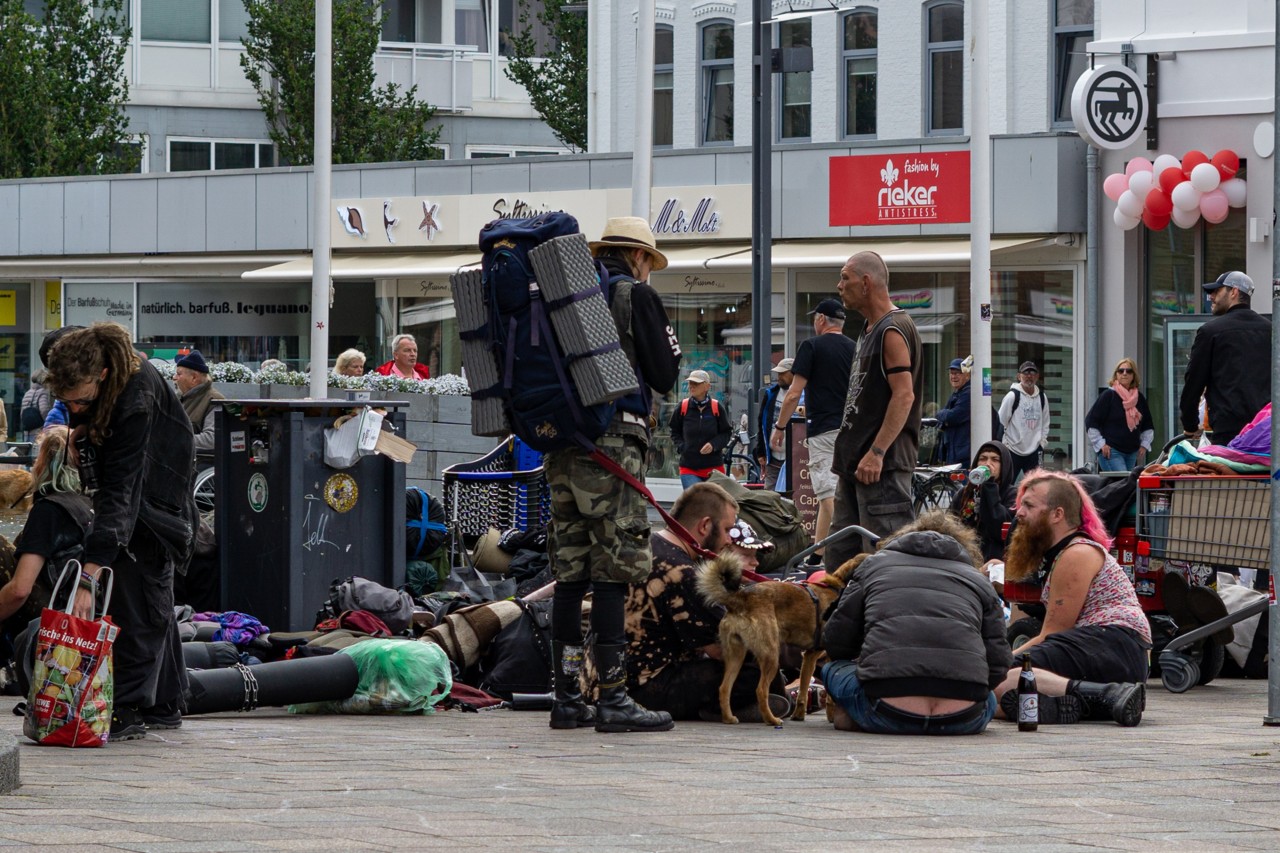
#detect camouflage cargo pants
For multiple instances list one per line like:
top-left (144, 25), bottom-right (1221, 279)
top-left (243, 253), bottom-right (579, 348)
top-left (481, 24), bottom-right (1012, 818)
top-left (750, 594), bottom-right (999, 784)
top-left (543, 433), bottom-right (652, 584)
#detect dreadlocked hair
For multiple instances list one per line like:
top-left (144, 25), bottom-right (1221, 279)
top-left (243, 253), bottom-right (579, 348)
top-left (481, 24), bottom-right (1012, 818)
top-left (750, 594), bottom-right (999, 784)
top-left (29, 426), bottom-right (81, 497)
top-left (43, 322), bottom-right (140, 446)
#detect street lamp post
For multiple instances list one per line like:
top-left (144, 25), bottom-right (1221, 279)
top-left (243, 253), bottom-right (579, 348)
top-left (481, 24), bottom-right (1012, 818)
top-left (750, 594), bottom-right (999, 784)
top-left (309, 0), bottom-right (332, 399)
top-left (750, 0), bottom-right (772, 411)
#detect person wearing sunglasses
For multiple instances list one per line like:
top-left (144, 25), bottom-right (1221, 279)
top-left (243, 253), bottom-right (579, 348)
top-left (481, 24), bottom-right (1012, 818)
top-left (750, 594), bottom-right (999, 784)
top-left (43, 322), bottom-right (195, 741)
top-left (997, 361), bottom-right (1051, 483)
top-left (1084, 358), bottom-right (1154, 473)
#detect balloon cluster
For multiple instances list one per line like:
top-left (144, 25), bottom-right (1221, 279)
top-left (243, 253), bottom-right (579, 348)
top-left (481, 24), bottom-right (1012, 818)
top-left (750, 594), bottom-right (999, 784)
top-left (1104, 150), bottom-right (1245, 231)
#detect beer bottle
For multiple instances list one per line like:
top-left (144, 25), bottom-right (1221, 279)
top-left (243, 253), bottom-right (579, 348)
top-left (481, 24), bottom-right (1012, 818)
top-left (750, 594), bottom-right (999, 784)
top-left (1017, 653), bottom-right (1038, 732)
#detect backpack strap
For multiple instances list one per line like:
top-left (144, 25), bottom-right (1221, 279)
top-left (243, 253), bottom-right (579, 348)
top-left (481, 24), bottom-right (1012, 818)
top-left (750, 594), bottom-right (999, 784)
top-left (680, 398), bottom-right (688, 416)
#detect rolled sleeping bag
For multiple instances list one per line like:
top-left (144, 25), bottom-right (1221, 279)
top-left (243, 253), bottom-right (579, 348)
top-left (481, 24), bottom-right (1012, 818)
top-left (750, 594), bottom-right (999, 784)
top-left (185, 655), bottom-right (359, 715)
top-left (182, 640), bottom-right (241, 671)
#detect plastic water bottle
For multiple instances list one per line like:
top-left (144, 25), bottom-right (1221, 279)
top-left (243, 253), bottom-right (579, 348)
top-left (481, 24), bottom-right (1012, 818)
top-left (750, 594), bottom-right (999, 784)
top-left (968, 465), bottom-right (993, 487)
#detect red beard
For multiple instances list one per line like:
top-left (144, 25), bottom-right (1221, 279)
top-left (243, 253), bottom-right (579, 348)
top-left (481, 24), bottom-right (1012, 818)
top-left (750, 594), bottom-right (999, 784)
top-left (1003, 513), bottom-right (1056, 582)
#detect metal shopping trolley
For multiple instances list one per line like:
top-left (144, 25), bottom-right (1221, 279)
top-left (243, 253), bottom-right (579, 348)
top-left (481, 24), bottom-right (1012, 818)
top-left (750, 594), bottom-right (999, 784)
top-left (1135, 472), bottom-right (1271, 692)
top-left (441, 436), bottom-right (551, 572)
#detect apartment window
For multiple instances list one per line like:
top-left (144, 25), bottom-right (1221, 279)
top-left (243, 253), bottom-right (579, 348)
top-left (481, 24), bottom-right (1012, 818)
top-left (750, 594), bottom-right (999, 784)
top-left (778, 19), bottom-right (811, 140)
top-left (701, 21), bottom-right (734, 145)
top-left (1053, 0), bottom-right (1093, 125)
top-left (654, 25), bottom-right (674, 147)
top-left (381, 0), bottom-right (416, 43)
top-left (925, 1), bottom-right (963, 134)
top-left (219, 0), bottom-right (249, 43)
top-left (498, 0), bottom-right (555, 57)
top-left (168, 138), bottom-right (275, 172)
top-left (842, 9), bottom-right (877, 137)
top-left (112, 136), bottom-right (149, 174)
top-left (464, 145), bottom-right (563, 158)
top-left (456, 0), bottom-right (486, 49)
top-left (142, 0), bottom-right (212, 42)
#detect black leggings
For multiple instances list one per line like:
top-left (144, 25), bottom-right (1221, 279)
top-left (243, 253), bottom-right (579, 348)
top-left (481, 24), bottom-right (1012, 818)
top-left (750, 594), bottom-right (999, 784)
top-left (552, 579), bottom-right (626, 646)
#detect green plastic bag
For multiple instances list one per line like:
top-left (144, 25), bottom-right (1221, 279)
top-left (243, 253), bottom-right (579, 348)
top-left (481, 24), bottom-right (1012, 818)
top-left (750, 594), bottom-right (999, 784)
top-left (289, 639), bottom-right (452, 715)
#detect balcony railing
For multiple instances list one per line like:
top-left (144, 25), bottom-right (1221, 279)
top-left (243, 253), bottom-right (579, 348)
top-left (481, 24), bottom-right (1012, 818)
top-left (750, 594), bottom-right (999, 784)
top-left (375, 42), bottom-right (475, 112)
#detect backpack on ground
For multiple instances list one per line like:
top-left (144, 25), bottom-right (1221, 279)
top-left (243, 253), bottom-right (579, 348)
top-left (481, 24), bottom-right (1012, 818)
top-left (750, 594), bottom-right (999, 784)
top-left (316, 577), bottom-right (415, 635)
top-left (450, 212), bottom-right (639, 452)
top-left (473, 598), bottom-right (553, 700)
top-left (405, 486), bottom-right (447, 560)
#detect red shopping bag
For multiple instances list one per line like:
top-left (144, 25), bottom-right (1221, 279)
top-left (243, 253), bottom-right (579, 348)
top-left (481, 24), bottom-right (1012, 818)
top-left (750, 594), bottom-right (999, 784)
top-left (24, 562), bottom-right (118, 747)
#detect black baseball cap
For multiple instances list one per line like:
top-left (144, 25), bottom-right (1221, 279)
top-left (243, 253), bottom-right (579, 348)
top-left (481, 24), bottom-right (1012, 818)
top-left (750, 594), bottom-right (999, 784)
top-left (809, 298), bottom-right (846, 321)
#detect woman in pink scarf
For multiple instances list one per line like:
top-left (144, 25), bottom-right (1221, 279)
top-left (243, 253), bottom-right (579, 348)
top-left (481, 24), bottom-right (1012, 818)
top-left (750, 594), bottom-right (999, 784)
top-left (1084, 357), bottom-right (1153, 472)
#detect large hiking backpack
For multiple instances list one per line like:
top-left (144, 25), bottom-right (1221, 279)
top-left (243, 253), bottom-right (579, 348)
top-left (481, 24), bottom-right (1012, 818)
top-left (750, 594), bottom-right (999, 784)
top-left (452, 212), bottom-right (639, 452)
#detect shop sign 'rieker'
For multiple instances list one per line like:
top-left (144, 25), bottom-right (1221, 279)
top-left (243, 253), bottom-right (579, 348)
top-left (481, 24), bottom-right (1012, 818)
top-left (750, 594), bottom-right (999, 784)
top-left (828, 151), bottom-right (971, 227)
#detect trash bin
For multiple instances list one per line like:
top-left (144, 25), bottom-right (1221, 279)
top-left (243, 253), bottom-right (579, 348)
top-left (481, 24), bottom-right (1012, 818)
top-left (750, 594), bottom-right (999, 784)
top-left (213, 399), bottom-right (408, 632)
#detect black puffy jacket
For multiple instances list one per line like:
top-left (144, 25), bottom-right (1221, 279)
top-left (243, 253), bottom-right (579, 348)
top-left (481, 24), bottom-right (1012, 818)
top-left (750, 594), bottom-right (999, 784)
top-left (823, 530), bottom-right (1010, 699)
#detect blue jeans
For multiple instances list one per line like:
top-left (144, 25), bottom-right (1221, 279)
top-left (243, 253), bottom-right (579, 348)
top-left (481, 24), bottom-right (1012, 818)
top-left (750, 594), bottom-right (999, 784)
top-left (680, 472), bottom-right (709, 489)
top-left (1097, 449), bottom-right (1138, 472)
top-left (822, 660), bottom-right (996, 735)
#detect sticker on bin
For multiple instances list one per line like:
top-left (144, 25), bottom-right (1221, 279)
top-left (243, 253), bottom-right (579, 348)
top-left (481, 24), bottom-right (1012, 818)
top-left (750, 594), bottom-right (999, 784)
top-left (230, 431), bottom-right (246, 453)
top-left (1135, 579), bottom-right (1156, 598)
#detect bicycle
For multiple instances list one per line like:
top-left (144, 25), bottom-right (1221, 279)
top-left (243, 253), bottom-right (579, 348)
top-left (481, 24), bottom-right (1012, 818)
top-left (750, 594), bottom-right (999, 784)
top-left (911, 464), bottom-right (965, 514)
top-left (723, 425), bottom-right (763, 486)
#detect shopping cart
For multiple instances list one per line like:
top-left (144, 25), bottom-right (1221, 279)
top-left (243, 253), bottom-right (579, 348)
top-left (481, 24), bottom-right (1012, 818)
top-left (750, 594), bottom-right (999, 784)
top-left (441, 436), bottom-right (551, 572)
top-left (1135, 471), bottom-right (1271, 692)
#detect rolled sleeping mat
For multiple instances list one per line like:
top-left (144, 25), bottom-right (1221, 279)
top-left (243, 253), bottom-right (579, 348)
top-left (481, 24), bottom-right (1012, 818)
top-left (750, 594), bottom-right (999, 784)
top-left (182, 640), bottom-right (241, 671)
top-left (192, 621), bottom-right (221, 642)
top-left (185, 654), bottom-right (359, 716)
top-left (450, 267), bottom-right (511, 438)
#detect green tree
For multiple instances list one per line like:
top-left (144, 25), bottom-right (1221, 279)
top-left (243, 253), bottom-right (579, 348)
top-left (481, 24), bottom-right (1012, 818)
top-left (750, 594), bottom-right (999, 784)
top-left (504, 0), bottom-right (587, 152)
top-left (241, 0), bottom-right (442, 166)
top-left (0, 0), bottom-right (136, 179)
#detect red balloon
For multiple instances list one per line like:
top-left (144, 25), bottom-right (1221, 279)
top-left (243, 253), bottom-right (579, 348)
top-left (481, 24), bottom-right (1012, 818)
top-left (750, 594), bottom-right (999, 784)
top-left (1211, 149), bottom-right (1239, 181)
top-left (1142, 209), bottom-right (1171, 231)
top-left (1159, 167), bottom-right (1185, 196)
top-left (1145, 187), bottom-right (1173, 217)
top-left (1182, 150), bottom-right (1210, 178)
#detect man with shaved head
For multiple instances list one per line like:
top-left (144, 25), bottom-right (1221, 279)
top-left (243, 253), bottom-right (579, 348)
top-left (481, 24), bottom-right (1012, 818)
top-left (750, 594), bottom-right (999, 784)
top-left (824, 251), bottom-right (923, 568)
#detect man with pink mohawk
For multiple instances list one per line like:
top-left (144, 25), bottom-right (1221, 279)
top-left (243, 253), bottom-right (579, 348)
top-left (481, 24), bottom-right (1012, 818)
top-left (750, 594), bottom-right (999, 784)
top-left (993, 470), bottom-right (1149, 726)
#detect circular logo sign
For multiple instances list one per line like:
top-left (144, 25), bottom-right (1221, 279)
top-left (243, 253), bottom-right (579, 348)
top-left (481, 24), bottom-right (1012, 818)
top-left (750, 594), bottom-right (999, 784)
top-left (247, 473), bottom-right (269, 513)
top-left (1071, 64), bottom-right (1147, 150)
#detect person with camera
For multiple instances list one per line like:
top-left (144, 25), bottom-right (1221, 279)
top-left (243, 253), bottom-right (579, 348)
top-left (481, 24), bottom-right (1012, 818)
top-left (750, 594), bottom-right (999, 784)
top-left (44, 322), bottom-right (196, 741)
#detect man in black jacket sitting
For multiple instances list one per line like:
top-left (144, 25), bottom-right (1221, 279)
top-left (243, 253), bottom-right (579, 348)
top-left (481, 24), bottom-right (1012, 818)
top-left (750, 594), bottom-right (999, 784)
top-left (821, 511), bottom-right (1011, 735)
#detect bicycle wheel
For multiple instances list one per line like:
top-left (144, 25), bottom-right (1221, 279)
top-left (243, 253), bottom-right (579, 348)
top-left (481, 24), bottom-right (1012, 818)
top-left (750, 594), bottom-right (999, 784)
top-left (913, 475), bottom-right (957, 514)
top-left (726, 454), bottom-right (762, 485)
top-left (193, 466), bottom-right (215, 515)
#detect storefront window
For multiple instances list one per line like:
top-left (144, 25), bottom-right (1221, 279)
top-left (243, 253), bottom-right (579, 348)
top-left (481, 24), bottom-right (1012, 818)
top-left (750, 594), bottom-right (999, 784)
top-left (0, 283), bottom-right (34, 445)
top-left (1143, 205), bottom-right (1246, 440)
top-left (397, 277), bottom-right (461, 379)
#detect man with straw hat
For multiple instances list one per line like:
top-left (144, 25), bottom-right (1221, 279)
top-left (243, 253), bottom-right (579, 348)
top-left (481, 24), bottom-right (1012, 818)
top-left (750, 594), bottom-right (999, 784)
top-left (544, 216), bottom-right (683, 733)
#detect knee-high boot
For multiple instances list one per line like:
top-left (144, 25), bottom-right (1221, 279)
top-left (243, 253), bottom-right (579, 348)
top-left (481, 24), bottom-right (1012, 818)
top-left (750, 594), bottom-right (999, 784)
top-left (592, 643), bottom-right (674, 733)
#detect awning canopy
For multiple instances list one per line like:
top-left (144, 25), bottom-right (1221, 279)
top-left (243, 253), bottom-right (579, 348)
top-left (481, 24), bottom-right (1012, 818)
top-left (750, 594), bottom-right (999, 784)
top-left (242, 251), bottom-right (482, 281)
top-left (240, 236), bottom-right (1062, 280)
top-left (0, 254), bottom-right (299, 280)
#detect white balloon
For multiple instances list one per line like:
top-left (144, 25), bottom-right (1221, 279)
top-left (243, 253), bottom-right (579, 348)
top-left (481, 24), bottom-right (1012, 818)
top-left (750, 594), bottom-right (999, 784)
top-left (1189, 162), bottom-right (1221, 193)
top-left (1113, 207), bottom-right (1141, 230)
top-left (1171, 181), bottom-right (1202, 211)
top-left (1152, 154), bottom-right (1181, 176)
top-left (1221, 177), bottom-right (1248, 208)
top-left (1170, 206), bottom-right (1201, 229)
top-left (1127, 170), bottom-right (1155, 198)
top-left (1117, 190), bottom-right (1144, 218)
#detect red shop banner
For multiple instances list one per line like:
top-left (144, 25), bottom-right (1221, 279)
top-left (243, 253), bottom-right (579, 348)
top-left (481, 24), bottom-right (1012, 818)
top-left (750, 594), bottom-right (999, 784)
top-left (829, 151), bottom-right (971, 227)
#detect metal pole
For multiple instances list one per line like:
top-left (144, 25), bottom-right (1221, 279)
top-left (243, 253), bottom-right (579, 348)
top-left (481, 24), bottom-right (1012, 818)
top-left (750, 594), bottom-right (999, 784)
top-left (750, 0), bottom-right (772, 414)
top-left (309, 0), bottom-right (332, 400)
top-left (968, 0), bottom-right (992, 441)
top-left (1265, 0), bottom-right (1280, 725)
top-left (631, 0), bottom-right (655, 218)
top-left (1085, 146), bottom-right (1099, 454)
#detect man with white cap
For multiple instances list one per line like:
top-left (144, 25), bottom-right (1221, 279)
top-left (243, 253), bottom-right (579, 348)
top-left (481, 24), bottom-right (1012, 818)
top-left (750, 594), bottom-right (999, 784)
top-left (1180, 270), bottom-right (1272, 446)
top-left (544, 215), bottom-right (683, 734)
top-left (755, 357), bottom-right (797, 490)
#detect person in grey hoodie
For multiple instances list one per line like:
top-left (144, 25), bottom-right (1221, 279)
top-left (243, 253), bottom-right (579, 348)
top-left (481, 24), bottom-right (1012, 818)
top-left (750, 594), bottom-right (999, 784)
top-left (997, 361), bottom-right (1050, 482)
top-left (821, 511), bottom-right (1010, 735)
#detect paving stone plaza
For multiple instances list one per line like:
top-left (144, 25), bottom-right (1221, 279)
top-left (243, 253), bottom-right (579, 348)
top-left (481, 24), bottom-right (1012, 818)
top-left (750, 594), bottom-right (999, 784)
top-left (1, 678), bottom-right (1278, 851)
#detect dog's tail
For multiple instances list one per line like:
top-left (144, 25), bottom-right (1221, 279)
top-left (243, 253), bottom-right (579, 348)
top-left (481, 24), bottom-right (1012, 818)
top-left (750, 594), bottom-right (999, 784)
top-left (696, 552), bottom-right (746, 608)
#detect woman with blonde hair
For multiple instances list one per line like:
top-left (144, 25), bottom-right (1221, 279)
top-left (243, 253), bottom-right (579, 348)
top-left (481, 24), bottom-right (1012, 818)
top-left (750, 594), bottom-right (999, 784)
top-left (0, 427), bottom-right (92, 638)
top-left (334, 348), bottom-right (366, 377)
top-left (1084, 357), bottom-right (1154, 472)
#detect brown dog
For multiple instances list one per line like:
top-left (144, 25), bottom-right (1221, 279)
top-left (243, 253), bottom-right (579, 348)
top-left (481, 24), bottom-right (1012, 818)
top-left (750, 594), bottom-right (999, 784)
top-left (0, 469), bottom-right (32, 511)
top-left (697, 554), bottom-right (864, 725)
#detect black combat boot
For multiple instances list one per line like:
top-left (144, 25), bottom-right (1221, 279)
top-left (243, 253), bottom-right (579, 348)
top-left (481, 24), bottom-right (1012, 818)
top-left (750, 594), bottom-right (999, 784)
top-left (592, 643), bottom-right (674, 733)
top-left (1067, 680), bottom-right (1145, 727)
top-left (549, 641), bottom-right (596, 730)
top-left (999, 689), bottom-right (1083, 724)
